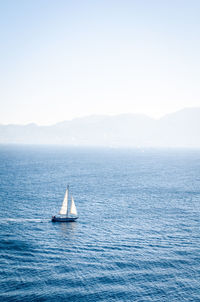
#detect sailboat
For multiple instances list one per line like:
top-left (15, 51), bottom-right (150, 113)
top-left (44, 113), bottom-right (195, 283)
top-left (52, 186), bottom-right (78, 222)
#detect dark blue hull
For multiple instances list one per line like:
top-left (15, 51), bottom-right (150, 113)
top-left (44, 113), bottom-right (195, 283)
top-left (51, 216), bottom-right (78, 222)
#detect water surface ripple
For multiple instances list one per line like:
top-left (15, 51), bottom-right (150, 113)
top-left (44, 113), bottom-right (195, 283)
top-left (0, 146), bottom-right (200, 301)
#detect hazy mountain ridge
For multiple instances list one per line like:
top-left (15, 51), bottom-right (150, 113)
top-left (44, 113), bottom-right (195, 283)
top-left (0, 108), bottom-right (200, 147)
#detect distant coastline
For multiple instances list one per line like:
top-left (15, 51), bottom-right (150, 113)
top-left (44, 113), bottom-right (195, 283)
top-left (0, 108), bottom-right (200, 148)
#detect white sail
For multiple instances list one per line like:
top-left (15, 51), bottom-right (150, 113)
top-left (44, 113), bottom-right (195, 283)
top-left (59, 188), bottom-right (68, 215)
top-left (70, 196), bottom-right (77, 216)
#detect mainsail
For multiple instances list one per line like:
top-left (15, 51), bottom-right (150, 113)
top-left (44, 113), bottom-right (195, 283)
top-left (70, 196), bottom-right (77, 216)
top-left (59, 188), bottom-right (68, 215)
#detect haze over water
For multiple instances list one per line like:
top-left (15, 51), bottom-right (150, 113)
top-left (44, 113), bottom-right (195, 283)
top-left (0, 145), bottom-right (200, 301)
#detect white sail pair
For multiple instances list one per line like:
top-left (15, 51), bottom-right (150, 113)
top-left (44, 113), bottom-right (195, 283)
top-left (52, 186), bottom-right (78, 222)
top-left (59, 187), bottom-right (77, 216)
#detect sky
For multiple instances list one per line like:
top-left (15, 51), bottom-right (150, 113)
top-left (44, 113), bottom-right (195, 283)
top-left (1, 0), bottom-right (200, 125)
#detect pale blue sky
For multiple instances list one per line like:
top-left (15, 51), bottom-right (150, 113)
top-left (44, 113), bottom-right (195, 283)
top-left (1, 0), bottom-right (200, 125)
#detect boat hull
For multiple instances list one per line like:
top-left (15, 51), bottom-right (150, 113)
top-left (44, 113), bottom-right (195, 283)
top-left (51, 216), bottom-right (78, 222)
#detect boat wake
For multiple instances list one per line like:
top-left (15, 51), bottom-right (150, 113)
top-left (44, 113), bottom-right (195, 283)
top-left (0, 218), bottom-right (46, 223)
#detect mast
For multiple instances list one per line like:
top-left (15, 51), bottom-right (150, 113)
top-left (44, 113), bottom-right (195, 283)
top-left (66, 185), bottom-right (69, 217)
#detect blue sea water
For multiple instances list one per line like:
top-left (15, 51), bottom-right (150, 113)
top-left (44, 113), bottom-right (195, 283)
top-left (0, 145), bottom-right (200, 302)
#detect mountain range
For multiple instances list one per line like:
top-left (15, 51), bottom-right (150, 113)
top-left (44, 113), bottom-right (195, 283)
top-left (0, 108), bottom-right (199, 148)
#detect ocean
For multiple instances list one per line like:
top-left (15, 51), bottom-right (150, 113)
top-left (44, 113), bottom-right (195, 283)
top-left (0, 145), bottom-right (200, 301)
